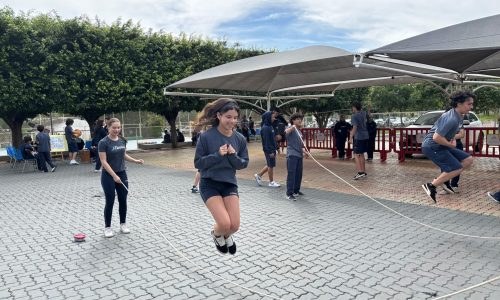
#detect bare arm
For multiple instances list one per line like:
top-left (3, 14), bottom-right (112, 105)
top-left (125, 153), bottom-right (144, 164)
top-left (433, 132), bottom-right (456, 148)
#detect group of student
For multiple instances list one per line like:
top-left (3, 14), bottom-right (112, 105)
top-left (162, 128), bottom-right (185, 144)
top-left (19, 125), bottom-right (57, 173)
top-left (332, 112), bottom-right (377, 162)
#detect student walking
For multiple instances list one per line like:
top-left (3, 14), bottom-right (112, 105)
top-left (99, 118), bottom-right (144, 238)
top-left (285, 114), bottom-right (308, 201)
top-left (254, 109), bottom-right (281, 187)
top-left (349, 102), bottom-right (369, 179)
top-left (35, 125), bottom-right (56, 172)
top-left (65, 118), bottom-right (79, 165)
top-left (194, 98), bottom-right (249, 255)
top-left (421, 91), bottom-right (474, 203)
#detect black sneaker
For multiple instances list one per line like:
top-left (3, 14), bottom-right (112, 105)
top-left (211, 230), bottom-right (228, 254)
top-left (353, 172), bottom-right (367, 180)
top-left (442, 181), bottom-right (455, 194)
top-left (225, 236), bottom-right (236, 255)
top-left (487, 192), bottom-right (500, 203)
top-left (293, 191), bottom-right (304, 197)
top-left (422, 183), bottom-right (437, 203)
top-left (286, 195), bottom-right (297, 201)
top-left (191, 186), bottom-right (199, 193)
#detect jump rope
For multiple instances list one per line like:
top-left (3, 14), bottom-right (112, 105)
top-left (116, 126), bottom-right (499, 299)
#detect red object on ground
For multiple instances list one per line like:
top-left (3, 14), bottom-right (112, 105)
top-left (73, 233), bottom-right (86, 242)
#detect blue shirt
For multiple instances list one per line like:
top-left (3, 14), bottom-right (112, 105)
top-left (352, 111), bottom-right (369, 140)
top-left (423, 109), bottom-right (463, 148)
top-left (98, 136), bottom-right (127, 173)
top-left (194, 127), bottom-right (249, 186)
top-left (36, 132), bottom-right (51, 152)
top-left (285, 126), bottom-right (303, 158)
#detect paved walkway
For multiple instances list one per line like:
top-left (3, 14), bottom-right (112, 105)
top-left (0, 143), bottom-right (499, 299)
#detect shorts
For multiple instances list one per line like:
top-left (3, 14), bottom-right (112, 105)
top-left (422, 145), bottom-right (471, 173)
top-left (264, 152), bottom-right (276, 168)
top-left (68, 141), bottom-right (79, 152)
top-left (199, 178), bottom-right (239, 204)
top-left (353, 139), bottom-right (369, 154)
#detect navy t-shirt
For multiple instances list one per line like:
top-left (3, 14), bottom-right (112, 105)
top-left (286, 126), bottom-right (303, 158)
top-left (98, 136), bottom-right (126, 172)
top-left (65, 126), bottom-right (73, 143)
top-left (351, 111), bottom-right (369, 140)
top-left (423, 109), bottom-right (462, 148)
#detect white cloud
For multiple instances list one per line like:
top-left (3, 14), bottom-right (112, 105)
top-left (1, 0), bottom-right (499, 51)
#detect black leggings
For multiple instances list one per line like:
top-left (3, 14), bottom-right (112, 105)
top-left (101, 171), bottom-right (128, 227)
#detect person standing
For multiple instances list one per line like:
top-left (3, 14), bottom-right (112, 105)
top-left (366, 115), bottom-right (377, 161)
top-left (332, 115), bottom-right (351, 160)
top-left (421, 91), bottom-right (474, 203)
top-left (65, 118), bottom-right (79, 165)
top-left (249, 116), bottom-right (256, 136)
top-left (35, 125), bottom-right (56, 172)
top-left (284, 113), bottom-right (309, 201)
top-left (254, 109), bottom-right (281, 188)
top-left (93, 119), bottom-right (107, 172)
top-left (349, 103), bottom-right (369, 179)
top-left (240, 115), bottom-right (250, 142)
top-left (99, 118), bottom-right (144, 238)
top-left (194, 98), bottom-right (249, 255)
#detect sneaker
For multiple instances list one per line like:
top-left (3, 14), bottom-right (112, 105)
top-left (225, 235), bottom-right (237, 255)
top-left (451, 186), bottom-right (459, 193)
top-left (69, 160), bottom-right (79, 165)
top-left (254, 174), bottom-right (262, 186)
top-left (422, 183), bottom-right (437, 203)
top-left (191, 186), bottom-right (199, 193)
top-left (104, 227), bottom-right (114, 238)
top-left (367, 158), bottom-right (373, 161)
top-left (487, 192), bottom-right (500, 203)
top-left (442, 181), bottom-right (455, 194)
top-left (268, 181), bottom-right (281, 188)
top-left (287, 194), bottom-right (297, 201)
top-left (94, 169), bottom-right (101, 173)
top-left (51, 166), bottom-right (57, 172)
top-left (120, 223), bottom-right (130, 234)
top-left (353, 173), bottom-right (367, 180)
top-left (211, 230), bottom-right (228, 254)
top-left (293, 191), bottom-right (304, 197)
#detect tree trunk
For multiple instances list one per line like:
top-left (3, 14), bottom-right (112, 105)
top-left (313, 112), bottom-right (331, 128)
top-left (163, 110), bottom-right (179, 148)
top-left (4, 116), bottom-right (25, 148)
top-left (81, 112), bottom-right (102, 138)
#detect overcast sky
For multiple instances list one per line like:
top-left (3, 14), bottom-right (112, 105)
top-left (1, 0), bottom-right (499, 52)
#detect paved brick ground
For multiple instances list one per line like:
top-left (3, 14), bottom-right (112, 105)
top-left (0, 144), bottom-right (499, 299)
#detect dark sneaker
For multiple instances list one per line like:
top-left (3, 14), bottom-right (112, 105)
top-left (286, 195), bottom-right (297, 201)
top-left (191, 186), bottom-right (199, 193)
top-left (442, 181), bottom-right (455, 194)
top-left (422, 183), bottom-right (437, 203)
top-left (211, 230), bottom-right (228, 254)
top-left (225, 236), bottom-right (236, 255)
top-left (353, 173), bottom-right (367, 180)
top-left (487, 192), bottom-right (500, 203)
top-left (293, 191), bottom-right (304, 197)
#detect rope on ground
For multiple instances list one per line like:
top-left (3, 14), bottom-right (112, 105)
top-left (120, 182), bottom-right (283, 300)
top-left (434, 275), bottom-right (500, 299)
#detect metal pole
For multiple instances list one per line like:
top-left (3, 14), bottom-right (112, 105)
top-left (139, 110), bottom-right (143, 139)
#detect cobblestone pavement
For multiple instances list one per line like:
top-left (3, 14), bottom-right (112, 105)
top-left (0, 144), bottom-right (499, 299)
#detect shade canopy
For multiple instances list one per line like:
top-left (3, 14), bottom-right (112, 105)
top-left (366, 14), bottom-right (500, 76)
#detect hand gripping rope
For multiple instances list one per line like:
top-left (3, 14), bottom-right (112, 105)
top-left (293, 126), bottom-right (500, 299)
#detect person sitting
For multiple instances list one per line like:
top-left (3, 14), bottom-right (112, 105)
top-left (162, 129), bottom-right (171, 144)
top-left (19, 136), bottom-right (40, 170)
top-left (177, 129), bottom-right (185, 142)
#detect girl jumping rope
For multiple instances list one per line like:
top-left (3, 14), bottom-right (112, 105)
top-left (194, 98), bottom-right (249, 254)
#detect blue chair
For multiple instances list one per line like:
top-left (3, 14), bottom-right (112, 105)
top-left (14, 147), bottom-right (37, 172)
top-left (6, 146), bottom-right (16, 168)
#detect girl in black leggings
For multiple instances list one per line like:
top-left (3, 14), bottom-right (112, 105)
top-left (98, 118), bottom-right (144, 238)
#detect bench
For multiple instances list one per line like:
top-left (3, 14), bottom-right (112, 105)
top-left (138, 142), bottom-right (193, 150)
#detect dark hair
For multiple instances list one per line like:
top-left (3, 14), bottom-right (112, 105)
top-left (37, 125), bottom-right (44, 132)
top-left (196, 98), bottom-right (240, 128)
top-left (289, 113), bottom-right (303, 124)
top-left (449, 91), bottom-right (475, 108)
top-left (66, 118), bottom-right (74, 126)
top-left (271, 106), bottom-right (281, 113)
top-left (352, 102), bottom-right (362, 111)
top-left (23, 136), bottom-right (32, 143)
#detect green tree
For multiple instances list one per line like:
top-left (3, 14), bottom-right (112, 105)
top-left (0, 8), bottom-right (63, 147)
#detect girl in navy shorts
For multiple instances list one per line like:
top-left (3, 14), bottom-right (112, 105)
top-left (194, 98), bottom-right (249, 254)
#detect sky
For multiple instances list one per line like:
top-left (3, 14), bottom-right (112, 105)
top-left (1, 0), bottom-right (500, 52)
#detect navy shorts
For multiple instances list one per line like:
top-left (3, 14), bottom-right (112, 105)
top-left (199, 178), bottom-right (239, 204)
top-left (422, 145), bottom-right (471, 173)
top-left (353, 139), bottom-right (369, 154)
top-left (264, 152), bottom-right (276, 167)
top-left (68, 141), bottom-right (78, 152)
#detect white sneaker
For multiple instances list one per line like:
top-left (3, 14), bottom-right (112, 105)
top-left (269, 181), bottom-right (280, 188)
top-left (254, 174), bottom-right (262, 186)
top-left (120, 223), bottom-right (130, 234)
top-left (69, 160), bottom-right (79, 165)
top-left (104, 227), bottom-right (114, 238)
top-left (94, 169), bottom-right (101, 173)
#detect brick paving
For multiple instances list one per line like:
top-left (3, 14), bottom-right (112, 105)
top-left (0, 142), bottom-right (499, 299)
